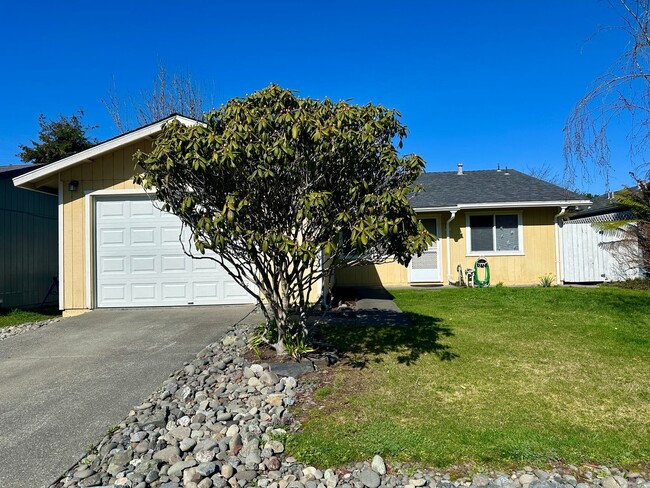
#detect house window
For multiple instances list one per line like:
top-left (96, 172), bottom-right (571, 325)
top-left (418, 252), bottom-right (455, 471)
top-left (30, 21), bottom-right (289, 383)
top-left (467, 213), bottom-right (522, 255)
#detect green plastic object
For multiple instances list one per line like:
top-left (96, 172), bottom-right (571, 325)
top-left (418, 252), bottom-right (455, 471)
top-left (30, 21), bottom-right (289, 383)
top-left (474, 258), bottom-right (490, 287)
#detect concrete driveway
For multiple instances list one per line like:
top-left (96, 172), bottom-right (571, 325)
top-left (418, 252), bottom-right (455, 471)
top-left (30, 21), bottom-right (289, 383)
top-left (0, 305), bottom-right (259, 488)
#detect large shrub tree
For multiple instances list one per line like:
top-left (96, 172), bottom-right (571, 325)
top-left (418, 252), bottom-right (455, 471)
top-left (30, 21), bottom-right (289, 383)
top-left (136, 84), bottom-right (432, 355)
top-left (18, 110), bottom-right (96, 165)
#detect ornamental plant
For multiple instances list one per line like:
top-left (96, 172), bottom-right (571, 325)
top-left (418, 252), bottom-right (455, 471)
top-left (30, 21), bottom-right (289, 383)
top-left (136, 84), bottom-right (432, 356)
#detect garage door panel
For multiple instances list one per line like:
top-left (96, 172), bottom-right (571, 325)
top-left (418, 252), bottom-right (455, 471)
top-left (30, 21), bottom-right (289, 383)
top-left (99, 228), bottom-right (125, 246)
top-left (193, 282), bottom-right (219, 300)
top-left (161, 227), bottom-right (181, 245)
top-left (99, 284), bottom-right (127, 302)
top-left (131, 227), bottom-right (156, 245)
top-left (99, 256), bottom-right (126, 274)
top-left (95, 196), bottom-right (255, 308)
top-left (161, 255), bottom-right (188, 273)
top-left (98, 201), bottom-right (127, 219)
top-left (130, 199), bottom-right (157, 217)
top-left (131, 256), bottom-right (157, 273)
top-left (161, 282), bottom-right (189, 300)
top-left (132, 283), bottom-right (157, 301)
top-left (192, 257), bottom-right (218, 272)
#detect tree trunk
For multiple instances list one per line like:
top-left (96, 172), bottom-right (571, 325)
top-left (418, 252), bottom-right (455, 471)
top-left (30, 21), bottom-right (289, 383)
top-left (273, 337), bottom-right (287, 357)
top-left (272, 306), bottom-right (289, 357)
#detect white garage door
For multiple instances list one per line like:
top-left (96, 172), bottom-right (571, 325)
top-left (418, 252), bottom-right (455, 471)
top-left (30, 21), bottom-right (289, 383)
top-left (94, 195), bottom-right (255, 308)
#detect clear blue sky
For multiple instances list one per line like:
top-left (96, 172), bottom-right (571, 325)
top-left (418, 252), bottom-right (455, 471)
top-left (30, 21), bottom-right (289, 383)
top-left (0, 1), bottom-right (638, 193)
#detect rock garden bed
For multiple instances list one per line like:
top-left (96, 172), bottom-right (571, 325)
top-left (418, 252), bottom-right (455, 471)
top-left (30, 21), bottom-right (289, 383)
top-left (50, 318), bottom-right (649, 488)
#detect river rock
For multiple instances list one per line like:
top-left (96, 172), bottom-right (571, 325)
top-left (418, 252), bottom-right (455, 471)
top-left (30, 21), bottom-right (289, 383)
top-left (371, 455), bottom-right (386, 475)
top-left (359, 468), bottom-right (381, 488)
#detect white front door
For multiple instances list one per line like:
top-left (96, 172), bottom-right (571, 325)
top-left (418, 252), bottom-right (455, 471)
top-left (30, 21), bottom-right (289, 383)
top-left (409, 218), bottom-right (441, 283)
top-left (94, 195), bottom-right (255, 308)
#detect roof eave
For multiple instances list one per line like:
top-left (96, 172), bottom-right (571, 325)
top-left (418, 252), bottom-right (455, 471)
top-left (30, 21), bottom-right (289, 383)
top-left (13, 114), bottom-right (201, 190)
top-left (414, 200), bottom-right (593, 212)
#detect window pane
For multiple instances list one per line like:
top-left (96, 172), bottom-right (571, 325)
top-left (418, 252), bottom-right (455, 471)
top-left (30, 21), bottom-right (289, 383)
top-left (412, 250), bottom-right (438, 269)
top-left (421, 219), bottom-right (438, 251)
top-left (470, 215), bottom-right (494, 252)
top-left (495, 214), bottom-right (519, 251)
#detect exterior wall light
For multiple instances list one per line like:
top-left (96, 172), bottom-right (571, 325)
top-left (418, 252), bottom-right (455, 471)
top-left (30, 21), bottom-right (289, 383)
top-left (68, 180), bottom-right (79, 192)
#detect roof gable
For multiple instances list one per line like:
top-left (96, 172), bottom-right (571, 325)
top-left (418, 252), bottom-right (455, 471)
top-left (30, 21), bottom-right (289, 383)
top-left (410, 169), bottom-right (590, 209)
top-left (13, 114), bottom-right (199, 191)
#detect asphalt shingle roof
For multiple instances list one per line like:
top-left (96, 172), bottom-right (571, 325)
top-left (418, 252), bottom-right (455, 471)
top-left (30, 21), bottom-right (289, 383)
top-left (568, 188), bottom-right (638, 218)
top-left (0, 164), bottom-right (45, 180)
top-left (409, 169), bottom-right (586, 208)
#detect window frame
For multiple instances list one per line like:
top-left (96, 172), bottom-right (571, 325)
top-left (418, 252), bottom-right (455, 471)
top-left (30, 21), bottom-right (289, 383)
top-left (465, 211), bottom-right (524, 256)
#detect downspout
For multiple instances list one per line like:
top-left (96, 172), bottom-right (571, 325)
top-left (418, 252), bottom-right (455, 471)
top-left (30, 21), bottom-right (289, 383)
top-left (446, 210), bottom-right (458, 284)
top-left (554, 206), bottom-right (568, 284)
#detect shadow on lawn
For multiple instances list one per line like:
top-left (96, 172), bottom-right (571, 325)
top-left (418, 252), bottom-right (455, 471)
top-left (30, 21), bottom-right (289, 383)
top-left (322, 310), bottom-right (458, 368)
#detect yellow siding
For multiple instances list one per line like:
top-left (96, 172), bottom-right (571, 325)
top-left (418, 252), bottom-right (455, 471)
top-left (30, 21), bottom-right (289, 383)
top-left (335, 261), bottom-right (407, 287)
top-left (60, 141), bottom-right (559, 310)
top-left (59, 138), bottom-right (323, 312)
top-left (449, 208), bottom-right (558, 285)
top-left (336, 207), bottom-right (559, 288)
top-left (60, 142), bottom-right (149, 313)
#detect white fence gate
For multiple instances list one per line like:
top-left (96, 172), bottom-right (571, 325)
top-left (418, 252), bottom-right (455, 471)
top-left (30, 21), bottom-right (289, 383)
top-left (562, 213), bottom-right (642, 283)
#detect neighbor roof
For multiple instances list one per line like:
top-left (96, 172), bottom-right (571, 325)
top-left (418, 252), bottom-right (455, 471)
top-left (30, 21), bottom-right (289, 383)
top-left (0, 164), bottom-right (46, 180)
top-left (567, 187), bottom-right (643, 219)
top-left (410, 169), bottom-right (590, 210)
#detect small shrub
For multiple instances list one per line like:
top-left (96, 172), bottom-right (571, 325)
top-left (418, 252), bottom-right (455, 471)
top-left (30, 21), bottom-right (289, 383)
top-left (284, 332), bottom-right (315, 360)
top-left (538, 273), bottom-right (555, 287)
top-left (247, 322), bottom-right (278, 357)
top-left (248, 319), bottom-right (314, 360)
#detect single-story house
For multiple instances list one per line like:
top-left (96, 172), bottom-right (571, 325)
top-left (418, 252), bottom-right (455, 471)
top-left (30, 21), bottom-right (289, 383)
top-left (14, 115), bottom-right (591, 316)
top-left (14, 115), bottom-right (259, 317)
top-left (562, 191), bottom-right (644, 282)
top-left (1, 164), bottom-right (58, 308)
top-left (336, 164), bottom-right (591, 288)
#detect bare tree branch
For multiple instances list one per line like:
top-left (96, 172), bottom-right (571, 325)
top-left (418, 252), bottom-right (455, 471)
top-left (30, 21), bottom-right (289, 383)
top-left (103, 63), bottom-right (210, 133)
top-left (565, 0), bottom-right (650, 189)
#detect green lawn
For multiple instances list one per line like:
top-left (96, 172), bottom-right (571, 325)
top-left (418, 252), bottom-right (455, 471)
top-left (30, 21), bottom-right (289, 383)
top-left (288, 287), bottom-right (650, 471)
top-left (0, 308), bottom-right (60, 329)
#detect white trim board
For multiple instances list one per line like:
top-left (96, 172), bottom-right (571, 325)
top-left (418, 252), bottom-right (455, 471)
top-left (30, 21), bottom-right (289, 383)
top-left (85, 192), bottom-right (92, 309)
top-left (465, 211), bottom-right (524, 257)
top-left (408, 216), bottom-right (443, 283)
top-left (58, 178), bottom-right (64, 310)
top-left (414, 200), bottom-right (592, 213)
top-left (13, 115), bottom-right (200, 190)
top-left (86, 188), bottom-right (151, 197)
